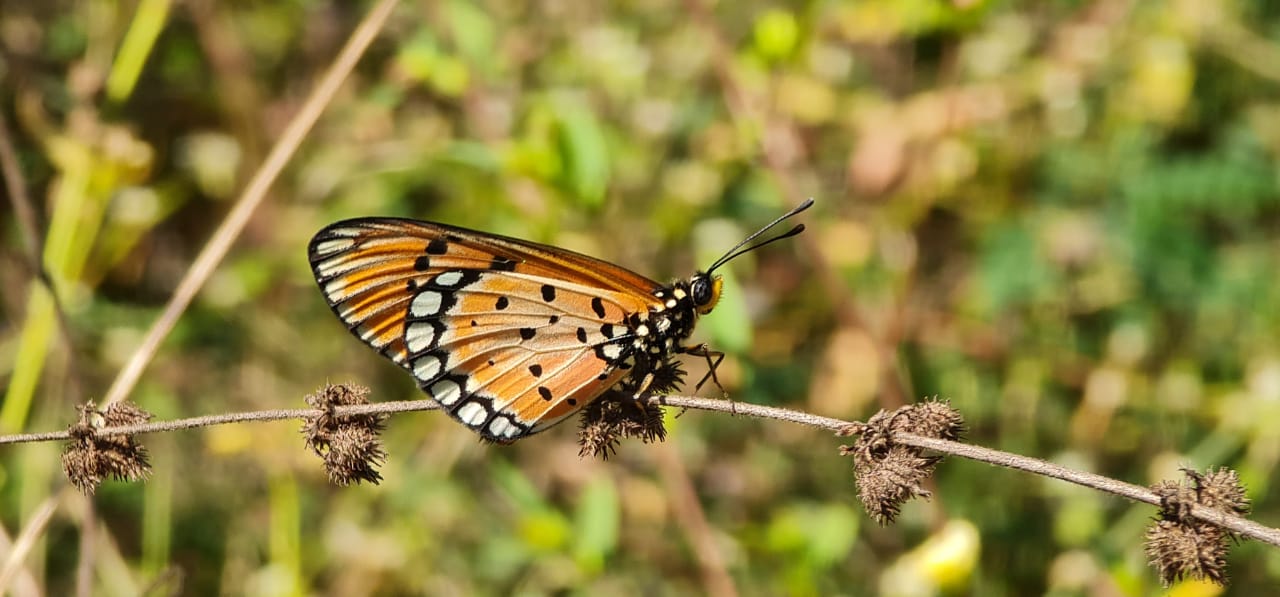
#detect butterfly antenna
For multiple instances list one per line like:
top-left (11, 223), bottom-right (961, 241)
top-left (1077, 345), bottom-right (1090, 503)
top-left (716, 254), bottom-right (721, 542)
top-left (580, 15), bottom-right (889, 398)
top-left (706, 198), bottom-right (814, 274)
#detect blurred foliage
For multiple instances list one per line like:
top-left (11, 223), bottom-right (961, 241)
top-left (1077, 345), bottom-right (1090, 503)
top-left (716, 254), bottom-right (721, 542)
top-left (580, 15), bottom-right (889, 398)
top-left (3, 0), bottom-right (1280, 595)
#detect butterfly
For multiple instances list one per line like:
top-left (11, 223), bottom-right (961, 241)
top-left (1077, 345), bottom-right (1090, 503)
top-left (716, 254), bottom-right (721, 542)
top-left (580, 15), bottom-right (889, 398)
top-left (308, 199), bottom-right (813, 443)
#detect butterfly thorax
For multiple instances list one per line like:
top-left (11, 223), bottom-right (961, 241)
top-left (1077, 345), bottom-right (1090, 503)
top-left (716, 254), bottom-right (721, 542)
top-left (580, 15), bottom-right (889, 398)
top-left (600, 273), bottom-right (721, 392)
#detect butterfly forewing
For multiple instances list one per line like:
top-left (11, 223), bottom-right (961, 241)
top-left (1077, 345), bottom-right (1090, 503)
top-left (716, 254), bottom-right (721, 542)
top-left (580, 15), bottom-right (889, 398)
top-left (309, 218), bottom-right (662, 442)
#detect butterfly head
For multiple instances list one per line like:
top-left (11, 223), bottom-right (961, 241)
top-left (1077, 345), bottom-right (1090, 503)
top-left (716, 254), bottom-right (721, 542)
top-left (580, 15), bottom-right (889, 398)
top-left (689, 272), bottom-right (723, 315)
top-left (689, 198), bottom-right (815, 317)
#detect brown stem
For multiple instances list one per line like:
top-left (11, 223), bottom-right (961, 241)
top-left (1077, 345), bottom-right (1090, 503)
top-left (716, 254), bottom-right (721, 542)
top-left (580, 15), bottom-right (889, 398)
top-left (0, 108), bottom-right (47, 277)
top-left (653, 441), bottom-right (739, 597)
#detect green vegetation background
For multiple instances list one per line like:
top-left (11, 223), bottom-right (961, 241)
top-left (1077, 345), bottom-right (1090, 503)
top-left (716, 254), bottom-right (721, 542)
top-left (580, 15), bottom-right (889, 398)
top-left (3, 0), bottom-right (1280, 595)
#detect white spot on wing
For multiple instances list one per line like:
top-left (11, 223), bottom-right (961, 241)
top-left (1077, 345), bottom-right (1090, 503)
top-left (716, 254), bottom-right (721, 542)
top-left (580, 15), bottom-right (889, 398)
top-left (326, 227), bottom-right (364, 238)
top-left (431, 379), bottom-right (462, 406)
top-left (328, 252), bottom-right (395, 277)
top-left (313, 238), bottom-right (354, 256)
top-left (501, 422), bottom-right (522, 439)
top-left (435, 271), bottom-right (464, 287)
top-left (602, 344), bottom-right (623, 360)
top-left (406, 321), bottom-right (437, 353)
top-left (489, 417), bottom-right (510, 437)
top-left (413, 354), bottom-right (442, 381)
top-left (410, 291), bottom-right (444, 317)
top-left (457, 401), bottom-right (487, 426)
top-left (323, 278), bottom-right (348, 299)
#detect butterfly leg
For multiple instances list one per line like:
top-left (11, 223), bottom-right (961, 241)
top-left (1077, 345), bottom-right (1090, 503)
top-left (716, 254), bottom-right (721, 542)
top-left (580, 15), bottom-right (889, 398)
top-left (683, 344), bottom-right (732, 415)
top-left (690, 344), bottom-right (734, 416)
top-left (683, 344), bottom-right (726, 394)
top-left (629, 371), bottom-right (656, 399)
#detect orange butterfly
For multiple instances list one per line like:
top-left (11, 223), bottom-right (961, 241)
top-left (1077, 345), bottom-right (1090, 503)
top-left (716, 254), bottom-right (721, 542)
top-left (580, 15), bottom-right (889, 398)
top-left (308, 200), bottom-right (812, 443)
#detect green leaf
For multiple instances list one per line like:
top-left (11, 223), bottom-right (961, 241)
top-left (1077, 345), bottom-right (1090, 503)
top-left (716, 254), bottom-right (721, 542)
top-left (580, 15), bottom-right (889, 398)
top-left (804, 504), bottom-right (859, 567)
top-left (573, 476), bottom-right (620, 574)
top-left (554, 98), bottom-right (611, 206)
top-left (447, 0), bottom-right (497, 70)
top-left (753, 9), bottom-right (799, 62)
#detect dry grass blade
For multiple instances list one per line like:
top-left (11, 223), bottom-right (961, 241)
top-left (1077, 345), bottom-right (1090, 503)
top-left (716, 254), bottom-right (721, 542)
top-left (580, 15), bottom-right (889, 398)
top-left (0, 499), bottom-right (57, 593)
top-left (100, 0), bottom-right (403, 407)
top-left (0, 523), bottom-right (41, 597)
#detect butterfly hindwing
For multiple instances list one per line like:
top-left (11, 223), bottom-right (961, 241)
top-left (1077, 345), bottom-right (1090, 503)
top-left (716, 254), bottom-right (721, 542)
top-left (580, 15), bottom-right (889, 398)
top-left (309, 218), bottom-right (661, 442)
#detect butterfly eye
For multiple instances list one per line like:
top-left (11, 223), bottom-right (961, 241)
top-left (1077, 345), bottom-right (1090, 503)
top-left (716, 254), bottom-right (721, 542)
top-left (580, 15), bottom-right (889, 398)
top-left (690, 276), bottom-right (711, 305)
top-left (690, 274), bottom-right (722, 315)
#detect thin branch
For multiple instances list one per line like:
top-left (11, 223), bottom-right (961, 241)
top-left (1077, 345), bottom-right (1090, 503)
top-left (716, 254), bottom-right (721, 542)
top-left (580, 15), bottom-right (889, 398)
top-left (6, 390), bottom-right (1277, 549)
top-left (652, 394), bottom-right (848, 431)
top-left (99, 0), bottom-right (402, 407)
top-left (0, 400), bottom-right (439, 445)
top-left (892, 433), bottom-right (1280, 548)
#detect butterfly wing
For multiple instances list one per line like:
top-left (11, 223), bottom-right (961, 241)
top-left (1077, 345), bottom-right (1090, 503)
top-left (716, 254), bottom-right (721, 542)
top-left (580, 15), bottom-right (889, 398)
top-left (309, 218), bottom-right (663, 442)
